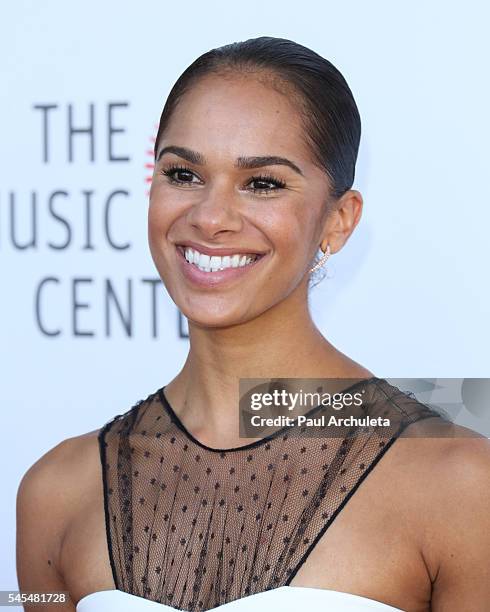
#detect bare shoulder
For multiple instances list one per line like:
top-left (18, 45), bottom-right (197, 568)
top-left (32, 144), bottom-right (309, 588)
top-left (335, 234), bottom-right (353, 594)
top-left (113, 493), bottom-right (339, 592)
top-left (16, 429), bottom-right (103, 609)
top-left (399, 417), bottom-right (490, 509)
top-left (421, 422), bottom-right (490, 506)
top-left (17, 428), bottom-right (104, 544)
top-left (400, 419), bottom-right (490, 609)
top-left (18, 429), bottom-right (100, 503)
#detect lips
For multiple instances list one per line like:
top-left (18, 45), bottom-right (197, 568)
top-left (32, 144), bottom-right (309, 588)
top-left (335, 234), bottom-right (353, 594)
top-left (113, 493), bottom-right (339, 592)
top-left (175, 243), bottom-right (267, 288)
top-left (177, 246), bottom-right (263, 268)
top-left (175, 240), bottom-right (267, 258)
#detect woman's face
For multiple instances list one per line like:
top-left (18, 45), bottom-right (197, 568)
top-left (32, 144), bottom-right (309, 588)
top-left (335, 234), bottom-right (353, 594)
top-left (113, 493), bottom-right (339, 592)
top-left (149, 73), bottom-right (333, 328)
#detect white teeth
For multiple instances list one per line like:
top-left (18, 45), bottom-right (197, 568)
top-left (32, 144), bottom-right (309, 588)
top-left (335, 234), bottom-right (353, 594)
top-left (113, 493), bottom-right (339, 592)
top-left (199, 253), bottom-right (210, 268)
top-left (182, 247), bottom-right (259, 272)
top-left (209, 256), bottom-right (221, 271)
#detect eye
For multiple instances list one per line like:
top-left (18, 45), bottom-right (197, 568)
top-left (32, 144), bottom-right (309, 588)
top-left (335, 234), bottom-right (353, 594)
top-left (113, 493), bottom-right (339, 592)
top-left (246, 174), bottom-right (286, 194)
top-left (160, 165), bottom-right (201, 186)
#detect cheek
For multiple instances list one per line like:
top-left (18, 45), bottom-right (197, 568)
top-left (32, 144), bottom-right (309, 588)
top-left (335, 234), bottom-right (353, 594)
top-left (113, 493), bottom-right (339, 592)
top-left (148, 200), bottom-right (167, 238)
top-left (262, 207), bottom-right (314, 265)
top-left (147, 203), bottom-right (166, 265)
top-left (147, 184), bottom-right (186, 246)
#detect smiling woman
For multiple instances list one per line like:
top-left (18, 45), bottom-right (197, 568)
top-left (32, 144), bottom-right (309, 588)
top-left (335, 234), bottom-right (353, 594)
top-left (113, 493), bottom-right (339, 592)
top-left (147, 49), bottom-right (363, 325)
top-left (149, 37), bottom-right (362, 311)
top-left (16, 36), bottom-right (490, 612)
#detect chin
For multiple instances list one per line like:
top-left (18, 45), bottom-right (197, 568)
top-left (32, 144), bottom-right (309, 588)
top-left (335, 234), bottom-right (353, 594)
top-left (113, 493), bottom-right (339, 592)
top-left (185, 312), bottom-right (245, 330)
top-left (179, 301), bottom-right (254, 330)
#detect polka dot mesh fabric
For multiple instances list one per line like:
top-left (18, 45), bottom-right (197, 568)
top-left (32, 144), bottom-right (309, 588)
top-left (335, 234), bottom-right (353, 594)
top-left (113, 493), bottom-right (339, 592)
top-left (99, 377), bottom-right (443, 611)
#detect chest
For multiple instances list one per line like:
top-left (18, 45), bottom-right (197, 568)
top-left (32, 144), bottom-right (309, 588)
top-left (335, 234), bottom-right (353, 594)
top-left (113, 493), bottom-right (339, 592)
top-left (60, 462), bottom-right (431, 611)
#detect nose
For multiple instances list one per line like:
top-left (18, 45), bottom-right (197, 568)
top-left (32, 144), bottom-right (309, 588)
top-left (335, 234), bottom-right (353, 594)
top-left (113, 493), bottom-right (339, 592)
top-left (186, 180), bottom-right (243, 239)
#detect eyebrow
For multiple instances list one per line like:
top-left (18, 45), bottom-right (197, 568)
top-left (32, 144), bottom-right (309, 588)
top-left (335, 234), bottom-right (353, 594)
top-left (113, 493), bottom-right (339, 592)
top-left (157, 145), bottom-right (304, 176)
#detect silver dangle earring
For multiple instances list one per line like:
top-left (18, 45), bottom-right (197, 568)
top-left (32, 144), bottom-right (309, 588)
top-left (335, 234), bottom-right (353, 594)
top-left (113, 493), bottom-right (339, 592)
top-left (309, 244), bottom-right (331, 274)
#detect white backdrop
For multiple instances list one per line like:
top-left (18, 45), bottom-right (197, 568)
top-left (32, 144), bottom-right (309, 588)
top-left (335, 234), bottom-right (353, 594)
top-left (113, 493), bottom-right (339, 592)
top-left (1, 0), bottom-right (489, 595)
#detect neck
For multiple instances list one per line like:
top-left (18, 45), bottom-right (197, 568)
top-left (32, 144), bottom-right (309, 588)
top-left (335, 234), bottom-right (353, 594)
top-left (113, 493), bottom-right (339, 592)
top-left (164, 283), bottom-right (371, 446)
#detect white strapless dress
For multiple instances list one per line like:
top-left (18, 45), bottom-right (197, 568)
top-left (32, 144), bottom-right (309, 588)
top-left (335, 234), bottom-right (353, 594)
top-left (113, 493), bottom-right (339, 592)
top-left (76, 586), bottom-right (404, 611)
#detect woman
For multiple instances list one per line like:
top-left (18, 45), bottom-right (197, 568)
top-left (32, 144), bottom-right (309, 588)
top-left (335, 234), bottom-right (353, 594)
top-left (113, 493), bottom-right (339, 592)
top-left (17, 37), bottom-right (490, 611)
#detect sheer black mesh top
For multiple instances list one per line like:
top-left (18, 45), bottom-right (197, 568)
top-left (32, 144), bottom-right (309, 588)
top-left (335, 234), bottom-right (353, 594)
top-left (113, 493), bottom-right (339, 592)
top-left (99, 377), bottom-right (444, 611)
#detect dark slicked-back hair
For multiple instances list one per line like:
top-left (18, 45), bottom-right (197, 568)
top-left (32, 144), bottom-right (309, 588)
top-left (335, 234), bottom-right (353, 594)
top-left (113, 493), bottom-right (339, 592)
top-left (154, 36), bottom-right (361, 200)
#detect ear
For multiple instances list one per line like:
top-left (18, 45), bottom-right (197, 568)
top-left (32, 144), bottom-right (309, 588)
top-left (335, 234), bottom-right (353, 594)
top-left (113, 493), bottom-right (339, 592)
top-left (320, 189), bottom-right (363, 253)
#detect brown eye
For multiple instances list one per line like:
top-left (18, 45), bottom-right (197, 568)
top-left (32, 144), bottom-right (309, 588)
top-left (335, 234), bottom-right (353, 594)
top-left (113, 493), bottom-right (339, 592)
top-left (252, 179), bottom-right (274, 191)
top-left (247, 175), bottom-right (286, 193)
top-left (161, 166), bottom-right (201, 185)
top-left (173, 169), bottom-right (194, 182)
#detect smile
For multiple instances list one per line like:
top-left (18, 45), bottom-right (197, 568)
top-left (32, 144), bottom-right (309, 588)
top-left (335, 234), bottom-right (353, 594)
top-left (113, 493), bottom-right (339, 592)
top-left (175, 245), bottom-right (267, 287)
top-left (182, 246), bottom-right (260, 272)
